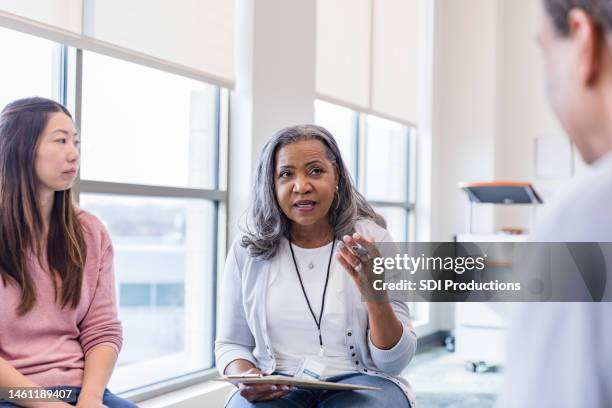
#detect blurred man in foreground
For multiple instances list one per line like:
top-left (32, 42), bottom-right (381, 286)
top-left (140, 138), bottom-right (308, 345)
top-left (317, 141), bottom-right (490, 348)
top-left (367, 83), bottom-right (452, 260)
top-left (497, 1), bottom-right (612, 407)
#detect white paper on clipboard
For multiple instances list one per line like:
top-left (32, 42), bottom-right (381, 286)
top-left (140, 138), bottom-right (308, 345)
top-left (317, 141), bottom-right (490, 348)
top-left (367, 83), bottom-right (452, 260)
top-left (215, 375), bottom-right (382, 391)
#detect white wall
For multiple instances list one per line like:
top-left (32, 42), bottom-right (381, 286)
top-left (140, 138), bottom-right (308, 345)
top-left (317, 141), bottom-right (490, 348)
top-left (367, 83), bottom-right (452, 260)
top-left (429, 0), bottom-right (498, 242)
top-left (494, 0), bottom-right (582, 233)
top-left (429, 0), bottom-right (580, 240)
top-left (495, 0), bottom-right (554, 232)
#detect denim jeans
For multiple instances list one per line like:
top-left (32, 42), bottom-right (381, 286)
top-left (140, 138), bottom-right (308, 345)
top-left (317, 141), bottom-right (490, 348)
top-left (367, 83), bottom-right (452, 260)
top-left (225, 373), bottom-right (411, 408)
top-left (0, 387), bottom-right (138, 408)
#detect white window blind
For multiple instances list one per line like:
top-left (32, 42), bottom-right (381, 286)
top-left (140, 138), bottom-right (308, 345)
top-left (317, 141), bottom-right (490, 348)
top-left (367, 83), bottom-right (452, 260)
top-left (0, 0), bottom-right (235, 87)
top-left (83, 0), bottom-right (234, 85)
top-left (0, 0), bottom-right (82, 33)
top-left (316, 0), bottom-right (421, 125)
top-left (316, 0), bottom-right (371, 110)
top-left (371, 0), bottom-right (420, 125)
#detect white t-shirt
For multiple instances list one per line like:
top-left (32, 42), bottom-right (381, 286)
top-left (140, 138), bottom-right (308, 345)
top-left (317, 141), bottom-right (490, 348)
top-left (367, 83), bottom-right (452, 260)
top-left (266, 239), bottom-right (358, 379)
top-left (497, 151), bottom-right (612, 408)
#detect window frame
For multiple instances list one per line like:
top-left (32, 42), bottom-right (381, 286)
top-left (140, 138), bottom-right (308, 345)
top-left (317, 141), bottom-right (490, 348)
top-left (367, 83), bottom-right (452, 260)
top-left (315, 99), bottom-right (428, 324)
top-left (361, 113), bottom-right (416, 242)
top-left (315, 99), bottom-right (417, 242)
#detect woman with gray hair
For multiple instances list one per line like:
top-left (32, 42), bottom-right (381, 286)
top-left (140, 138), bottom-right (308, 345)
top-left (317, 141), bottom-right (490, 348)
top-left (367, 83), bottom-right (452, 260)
top-left (215, 125), bottom-right (416, 407)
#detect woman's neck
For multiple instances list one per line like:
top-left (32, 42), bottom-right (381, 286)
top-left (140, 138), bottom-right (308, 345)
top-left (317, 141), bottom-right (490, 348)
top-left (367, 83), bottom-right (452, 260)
top-left (290, 222), bottom-right (334, 249)
top-left (38, 189), bottom-right (54, 235)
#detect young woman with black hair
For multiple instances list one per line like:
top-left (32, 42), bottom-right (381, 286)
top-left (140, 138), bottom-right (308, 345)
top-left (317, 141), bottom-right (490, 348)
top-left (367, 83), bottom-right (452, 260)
top-left (0, 97), bottom-right (136, 408)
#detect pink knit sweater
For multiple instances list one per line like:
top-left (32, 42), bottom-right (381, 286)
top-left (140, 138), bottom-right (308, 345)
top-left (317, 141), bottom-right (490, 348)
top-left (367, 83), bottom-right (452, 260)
top-left (0, 211), bottom-right (123, 387)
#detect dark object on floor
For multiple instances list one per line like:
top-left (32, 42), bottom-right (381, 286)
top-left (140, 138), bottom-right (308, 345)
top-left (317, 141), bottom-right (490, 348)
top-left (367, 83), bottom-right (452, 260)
top-left (443, 332), bottom-right (455, 352)
top-left (464, 361), bottom-right (500, 374)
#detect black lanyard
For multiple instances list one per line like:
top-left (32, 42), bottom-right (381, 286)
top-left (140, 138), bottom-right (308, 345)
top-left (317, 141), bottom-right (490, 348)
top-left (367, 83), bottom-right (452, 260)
top-left (289, 239), bottom-right (336, 357)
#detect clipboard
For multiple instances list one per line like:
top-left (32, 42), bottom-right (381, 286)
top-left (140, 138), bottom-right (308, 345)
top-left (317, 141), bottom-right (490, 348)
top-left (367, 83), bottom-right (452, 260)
top-left (215, 374), bottom-right (382, 391)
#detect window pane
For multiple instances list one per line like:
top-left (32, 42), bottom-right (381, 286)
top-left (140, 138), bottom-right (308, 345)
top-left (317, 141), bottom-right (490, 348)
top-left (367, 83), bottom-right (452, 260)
top-left (0, 27), bottom-right (57, 109)
top-left (374, 206), bottom-right (408, 242)
top-left (80, 52), bottom-right (219, 189)
top-left (315, 100), bottom-right (357, 176)
top-left (79, 194), bottom-right (216, 392)
top-left (120, 284), bottom-right (151, 307)
top-left (156, 283), bottom-right (185, 307)
top-left (364, 115), bottom-right (410, 202)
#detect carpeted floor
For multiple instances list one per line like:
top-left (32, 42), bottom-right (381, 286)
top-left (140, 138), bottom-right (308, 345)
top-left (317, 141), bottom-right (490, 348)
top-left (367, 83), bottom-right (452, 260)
top-left (401, 345), bottom-right (501, 408)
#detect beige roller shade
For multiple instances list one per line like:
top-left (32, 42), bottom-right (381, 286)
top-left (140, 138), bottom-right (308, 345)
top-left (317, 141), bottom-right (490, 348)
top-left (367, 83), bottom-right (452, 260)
top-left (371, 0), bottom-right (420, 124)
top-left (83, 0), bottom-right (234, 86)
top-left (0, 0), bottom-right (82, 33)
top-left (316, 0), bottom-right (422, 125)
top-left (0, 0), bottom-right (235, 87)
top-left (316, 0), bottom-right (371, 111)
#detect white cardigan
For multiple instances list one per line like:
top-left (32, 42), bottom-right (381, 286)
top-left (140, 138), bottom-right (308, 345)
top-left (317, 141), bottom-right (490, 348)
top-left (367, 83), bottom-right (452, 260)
top-left (215, 219), bottom-right (418, 406)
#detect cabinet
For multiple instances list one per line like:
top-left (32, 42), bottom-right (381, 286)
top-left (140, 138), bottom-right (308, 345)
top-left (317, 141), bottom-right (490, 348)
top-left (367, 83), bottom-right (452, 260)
top-left (454, 181), bottom-right (541, 371)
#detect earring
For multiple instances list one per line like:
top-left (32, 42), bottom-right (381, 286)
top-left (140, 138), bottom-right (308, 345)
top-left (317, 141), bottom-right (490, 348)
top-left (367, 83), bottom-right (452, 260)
top-left (333, 186), bottom-right (340, 210)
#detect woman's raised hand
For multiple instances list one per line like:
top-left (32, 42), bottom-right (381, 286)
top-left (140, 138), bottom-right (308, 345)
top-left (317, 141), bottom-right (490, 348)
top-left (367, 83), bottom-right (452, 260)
top-left (337, 233), bottom-right (387, 301)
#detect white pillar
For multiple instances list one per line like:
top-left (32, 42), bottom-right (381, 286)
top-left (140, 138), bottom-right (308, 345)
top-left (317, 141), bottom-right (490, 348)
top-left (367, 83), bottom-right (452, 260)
top-left (430, 0), bottom-right (498, 241)
top-left (228, 0), bottom-right (317, 243)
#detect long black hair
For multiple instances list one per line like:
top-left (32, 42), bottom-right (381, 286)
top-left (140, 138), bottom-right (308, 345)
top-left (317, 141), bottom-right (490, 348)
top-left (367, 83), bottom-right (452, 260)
top-left (0, 97), bottom-right (87, 315)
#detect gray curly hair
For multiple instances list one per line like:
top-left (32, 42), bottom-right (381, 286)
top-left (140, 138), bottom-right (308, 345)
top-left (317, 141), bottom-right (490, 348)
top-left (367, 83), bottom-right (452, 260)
top-left (241, 124), bottom-right (386, 259)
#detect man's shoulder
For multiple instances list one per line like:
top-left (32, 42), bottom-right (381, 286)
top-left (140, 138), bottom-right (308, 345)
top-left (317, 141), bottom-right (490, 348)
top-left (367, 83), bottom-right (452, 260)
top-left (534, 167), bottom-right (612, 241)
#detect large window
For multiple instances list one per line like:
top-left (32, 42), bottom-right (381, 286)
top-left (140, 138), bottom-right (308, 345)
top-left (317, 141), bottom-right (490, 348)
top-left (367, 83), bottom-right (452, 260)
top-left (315, 100), bottom-right (428, 324)
top-left (80, 52), bottom-right (220, 190)
top-left (77, 54), bottom-right (227, 393)
top-left (0, 27), bottom-right (227, 394)
top-left (315, 100), bottom-right (416, 242)
top-left (0, 27), bottom-right (59, 107)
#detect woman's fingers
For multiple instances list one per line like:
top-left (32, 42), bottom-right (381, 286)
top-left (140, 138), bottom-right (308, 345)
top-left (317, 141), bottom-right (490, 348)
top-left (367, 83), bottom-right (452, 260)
top-left (256, 388), bottom-right (293, 401)
top-left (240, 383), bottom-right (276, 393)
top-left (336, 252), bottom-right (359, 280)
top-left (342, 234), bottom-right (380, 263)
top-left (352, 234), bottom-right (381, 258)
top-left (240, 384), bottom-right (293, 402)
top-left (337, 242), bottom-right (362, 268)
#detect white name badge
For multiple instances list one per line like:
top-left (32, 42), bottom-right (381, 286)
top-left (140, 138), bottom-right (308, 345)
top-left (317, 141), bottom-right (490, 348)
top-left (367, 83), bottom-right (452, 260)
top-left (294, 357), bottom-right (326, 380)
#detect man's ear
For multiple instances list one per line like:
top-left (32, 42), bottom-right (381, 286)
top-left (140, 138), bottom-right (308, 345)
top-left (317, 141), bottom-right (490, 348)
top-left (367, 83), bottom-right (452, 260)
top-left (568, 8), bottom-right (603, 86)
